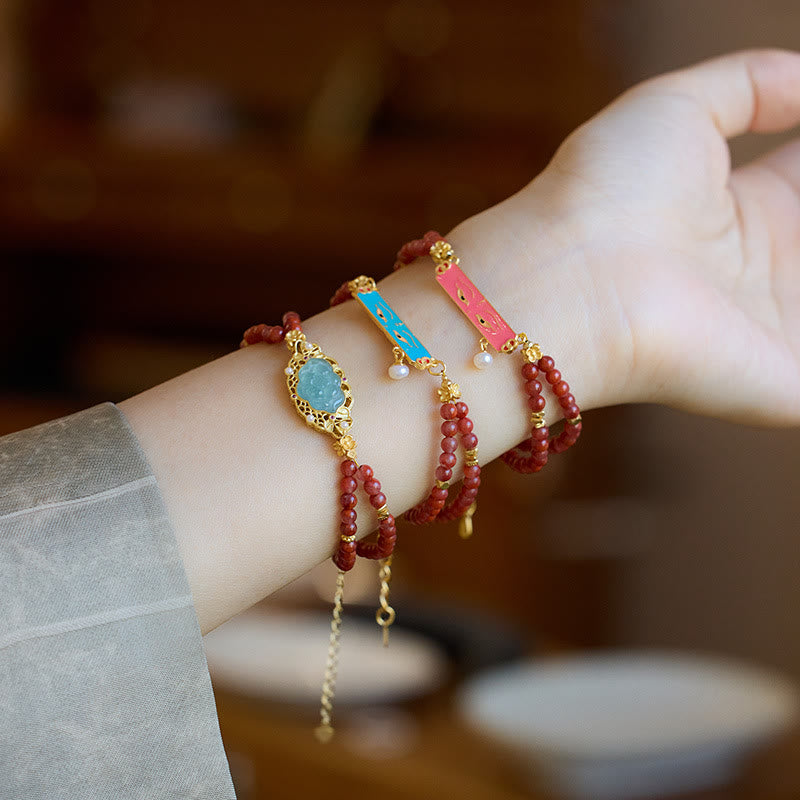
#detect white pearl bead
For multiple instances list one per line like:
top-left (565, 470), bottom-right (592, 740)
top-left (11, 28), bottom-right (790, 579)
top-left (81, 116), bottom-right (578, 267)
top-left (388, 363), bottom-right (410, 380)
top-left (473, 351), bottom-right (493, 369)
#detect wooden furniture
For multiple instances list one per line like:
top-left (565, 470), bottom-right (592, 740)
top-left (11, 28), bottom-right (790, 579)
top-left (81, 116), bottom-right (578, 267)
top-left (214, 684), bottom-right (800, 800)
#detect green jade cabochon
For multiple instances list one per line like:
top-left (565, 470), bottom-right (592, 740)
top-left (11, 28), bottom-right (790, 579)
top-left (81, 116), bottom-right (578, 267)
top-left (296, 358), bottom-right (346, 413)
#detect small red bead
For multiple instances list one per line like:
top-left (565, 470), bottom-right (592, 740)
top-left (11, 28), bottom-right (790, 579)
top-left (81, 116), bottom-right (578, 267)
top-left (369, 492), bottom-right (387, 509)
top-left (431, 498), bottom-right (446, 511)
top-left (528, 395), bottom-right (546, 411)
top-left (442, 437), bottom-right (458, 453)
top-left (266, 326), bottom-right (285, 344)
top-left (340, 508), bottom-right (357, 525)
top-left (364, 479), bottom-right (382, 496)
top-left (378, 515), bottom-right (396, 532)
top-left (440, 403), bottom-right (457, 420)
top-left (455, 401), bottom-right (469, 418)
top-left (563, 404), bottom-right (580, 419)
top-left (533, 437), bottom-right (549, 452)
top-left (532, 426), bottom-right (549, 440)
top-left (522, 362), bottom-right (539, 380)
top-left (333, 551), bottom-right (356, 571)
top-left (458, 417), bottom-right (473, 434)
top-left (340, 521), bottom-right (357, 537)
top-left (550, 438), bottom-right (568, 454)
top-left (439, 452), bottom-right (457, 468)
top-left (539, 355), bottom-right (555, 372)
top-left (464, 465), bottom-right (480, 479)
top-left (525, 380), bottom-right (543, 396)
top-left (546, 369), bottom-right (562, 384)
top-left (441, 420), bottom-right (458, 437)
top-left (356, 541), bottom-right (381, 559)
top-left (242, 324), bottom-right (268, 343)
top-left (558, 393), bottom-right (575, 408)
top-left (357, 464), bottom-right (374, 481)
top-left (552, 380), bottom-right (570, 397)
top-left (340, 493), bottom-right (357, 509)
top-left (341, 460), bottom-right (357, 477)
top-left (435, 466), bottom-right (453, 482)
top-left (432, 486), bottom-right (448, 501)
top-left (464, 476), bottom-right (481, 489)
top-left (462, 433), bottom-right (478, 450)
top-left (532, 452), bottom-right (548, 466)
top-left (340, 476), bottom-right (357, 494)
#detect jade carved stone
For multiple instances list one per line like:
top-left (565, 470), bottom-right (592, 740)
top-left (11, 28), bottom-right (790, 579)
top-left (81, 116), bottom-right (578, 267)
top-left (296, 358), bottom-right (345, 413)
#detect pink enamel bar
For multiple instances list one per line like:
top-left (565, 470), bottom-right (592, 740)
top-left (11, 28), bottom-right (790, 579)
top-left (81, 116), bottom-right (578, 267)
top-left (436, 263), bottom-right (517, 352)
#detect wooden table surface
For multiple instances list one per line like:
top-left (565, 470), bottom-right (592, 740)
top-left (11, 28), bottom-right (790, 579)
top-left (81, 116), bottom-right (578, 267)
top-left (214, 685), bottom-right (800, 800)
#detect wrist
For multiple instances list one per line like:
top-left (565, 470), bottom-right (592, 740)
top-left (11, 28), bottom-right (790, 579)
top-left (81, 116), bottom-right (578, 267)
top-left (443, 185), bottom-right (635, 415)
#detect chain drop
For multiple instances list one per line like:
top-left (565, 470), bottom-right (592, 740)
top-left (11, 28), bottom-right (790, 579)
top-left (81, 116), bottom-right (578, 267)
top-left (315, 570), bottom-right (346, 743)
top-left (375, 556), bottom-right (396, 647)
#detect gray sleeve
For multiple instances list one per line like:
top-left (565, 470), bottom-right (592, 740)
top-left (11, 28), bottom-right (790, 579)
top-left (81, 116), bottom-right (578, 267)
top-left (0, 403), bottom-right (237, 800)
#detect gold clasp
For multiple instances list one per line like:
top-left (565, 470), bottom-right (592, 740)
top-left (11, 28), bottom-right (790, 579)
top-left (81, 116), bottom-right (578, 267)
top-left (458, 502), bottom-right (477, 539)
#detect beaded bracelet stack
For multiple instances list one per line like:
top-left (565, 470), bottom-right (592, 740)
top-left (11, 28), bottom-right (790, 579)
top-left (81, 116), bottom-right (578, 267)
top-left (394, 232), bottom-right (582, 470)
top-left (241, 233), bottom-right (582, 741)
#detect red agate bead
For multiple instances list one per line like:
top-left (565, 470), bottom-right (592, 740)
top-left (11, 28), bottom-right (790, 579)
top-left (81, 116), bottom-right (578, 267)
top-left (501, 354), bottom-right (581, 474)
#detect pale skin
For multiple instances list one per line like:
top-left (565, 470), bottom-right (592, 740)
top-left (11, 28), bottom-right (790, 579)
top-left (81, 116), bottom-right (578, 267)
top-left (119, 50), bottom-right (800, 634)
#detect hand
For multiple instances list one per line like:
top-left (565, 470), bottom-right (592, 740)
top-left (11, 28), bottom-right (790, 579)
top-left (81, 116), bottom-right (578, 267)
top-left (518, 50), bottom-right (800, 425)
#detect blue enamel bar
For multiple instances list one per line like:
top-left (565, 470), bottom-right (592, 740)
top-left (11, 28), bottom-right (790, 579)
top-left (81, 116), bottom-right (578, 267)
top-left (354, 287), bottom-right (432, 367)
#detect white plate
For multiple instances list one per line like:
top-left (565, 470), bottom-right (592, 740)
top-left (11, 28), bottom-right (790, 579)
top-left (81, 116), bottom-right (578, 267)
top-left (458, 651), bottom-right (798, 799)
top-left (204, 608), bottom-right (448, 705)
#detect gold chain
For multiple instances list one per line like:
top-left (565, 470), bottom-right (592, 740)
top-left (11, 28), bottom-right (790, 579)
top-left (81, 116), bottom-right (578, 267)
top-left (375, 556), bottom-right (396, 647)
top-left (314, 570), bottom-right (346, 743)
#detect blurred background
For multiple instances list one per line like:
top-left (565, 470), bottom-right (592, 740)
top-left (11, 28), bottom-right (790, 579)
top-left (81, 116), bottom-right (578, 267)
top-left (2, 2), bottom-right (800, 798)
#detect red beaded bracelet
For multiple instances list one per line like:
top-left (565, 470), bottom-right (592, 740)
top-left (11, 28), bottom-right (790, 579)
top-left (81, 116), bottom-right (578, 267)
top-left (241, 311), bottom-right (396, 742)
top-left (393, 233), bottom-right (582, 473)
top-left (330, 276), bottom-right (480, 537)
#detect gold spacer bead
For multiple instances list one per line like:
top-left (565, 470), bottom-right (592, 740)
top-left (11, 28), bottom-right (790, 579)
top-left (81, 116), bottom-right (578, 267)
top-left (435, 480), bottom-right (449, 490)
top-left (284, 329), bottom-right (304, 344)
top-left (566, 414), bottom-right (582, 425)
top-left (530, 411), bottom-right (546, 428)
top-left (375, 505), bottom-right (390, 520)
top-left (430, 240), bottom-right (457, 266)
top-left (340, 534), bottom-right (356, 543)
top-left (464, 448), bottom-right (479, 466)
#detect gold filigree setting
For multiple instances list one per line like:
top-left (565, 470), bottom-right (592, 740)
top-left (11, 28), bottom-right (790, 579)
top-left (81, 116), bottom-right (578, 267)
top-left (283, 334), bottom-right (355, 448)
